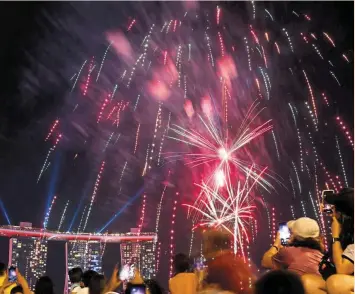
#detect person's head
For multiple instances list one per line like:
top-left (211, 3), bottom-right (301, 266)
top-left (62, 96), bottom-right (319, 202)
top-left (205, 252), bottom-right (253, 293)
top-left (35, 276), bottom-right (54, 294)
top-left (325, 188), bottom-right (354, 218)
top-left (69, 267), bottom-right (83, 284)
top-left (254, 270), bottom-right (305, 294)
top-left (173, 253), bottom-right (191, 274)
top-left (0, 263), bottom-right (6, 276)
top-left (10, 286), bottom-right (23, 294)
top-left (288, 217), bottom-right (324, 252)
top-left (145, 279), bottom-right (163, 294)
top-left (88, 274), bottom-right (105, 294)
top-left (202, 229), bottom-right (231, 258)
top-left (325, 188), bottom-right (354, 247)
top-left (81, 270), bottom-right (98, 288)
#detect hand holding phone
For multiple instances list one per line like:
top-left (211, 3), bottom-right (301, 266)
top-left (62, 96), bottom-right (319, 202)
top-left (8, 266), bottom-right (17, 283)
top-left (119, 264), bottom-right (135, 281)
top-left (278, 222), bottom-right (290, 246)
top-left (322, 190), bottom-right (334, 214)
top-left (125, 284), bottom-right (146, 294)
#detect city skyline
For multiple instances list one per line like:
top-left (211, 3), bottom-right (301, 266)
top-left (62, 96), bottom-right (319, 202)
top-left (1, 224), bottom-right (157, 292)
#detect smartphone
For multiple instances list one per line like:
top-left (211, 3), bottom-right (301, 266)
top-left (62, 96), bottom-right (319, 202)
top-left (119, 264), bottom-right (135, 281)
top-left (278, 222), bottom-right (290, 246)
top-left (322, 190), bottom-right (334, 214)
top-left (8, 266), bottom-right (17, 283)
top-left (125, 284), bottom-right (146, 294)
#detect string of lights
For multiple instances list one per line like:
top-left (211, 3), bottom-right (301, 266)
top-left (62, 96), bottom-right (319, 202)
top-left (169, 194), bottom-right (178, 278)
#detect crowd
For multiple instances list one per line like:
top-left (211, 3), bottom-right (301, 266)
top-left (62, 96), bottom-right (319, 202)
top-left (0, 188), bottom-right (353, 294)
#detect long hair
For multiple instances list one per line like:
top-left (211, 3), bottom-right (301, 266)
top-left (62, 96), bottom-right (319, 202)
top-left (88, 274), bottom-right (105, 294)
top-left (339, 213), bottom-right (354, 249)
top-left (289, 236), bottom-right (324, 253)
top-left (35, 276), bottom-right (54, 294)
top-left (205, 252), bottom-right (254, 294)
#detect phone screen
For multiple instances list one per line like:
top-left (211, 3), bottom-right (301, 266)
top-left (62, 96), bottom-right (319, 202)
top-left (322, 190), bottom-right (334, 213)
top-left (128, 285), bottom-right (146, 294)
top-left (194, 257), bottom-right (205, 271)
top-left (8, 266), bottom-right (17, 283)
top-left (278, 222), bottom-right (290, 245)
top-left (119, 264), bottom-right (135, 281)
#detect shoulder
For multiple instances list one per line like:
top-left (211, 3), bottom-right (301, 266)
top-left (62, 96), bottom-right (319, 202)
top-left (278, 246), bottom-right (295, 255)
top-left (342, 243), bottom-right (354, 262)
top-left (345, 244), bottom-right (354, 252)
top-left (77, 287), bottom-right (89, 294)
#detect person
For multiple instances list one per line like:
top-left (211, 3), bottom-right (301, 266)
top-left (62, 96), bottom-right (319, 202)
top-left (326, 187), bottom-right (354, 294)
top-left (102, 265), bottom-right (121, 294)
top-left (261, 217), bottom-right (324, 276)
top-left (169, 253), bottom-right (197, 294)
top-left (199, 251), bottom-right (253, 294)
top-left (144, 279), bottom-right (163, 294)
top-left (34, 276), bottom-right (54, 294)
top-left (0, 264), bottom-right (15, 294)
top-left (16, 270), bottom-right (30, 294)
top-left (88, 274), bottom-right (105, 294)
top-left (77, 270), bottom-right (97, 294)
top-left (302, 188), bottom-right (354, 294)
top-left (202, 229), bottom-right (231, 259)
top-left (254, 270), bottom-right (305, 294)
top-left (69, 268), bottom-right (83, 294)
top-left (9, 286), bottom-right (22, 294)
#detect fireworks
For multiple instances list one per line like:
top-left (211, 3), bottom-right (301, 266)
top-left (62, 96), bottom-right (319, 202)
top-left (28, 2), bottom-right (352, 264)
top-left (168, 101), bottom-right (276, 192)
top-left (184, 166), bottom-right (266, 253)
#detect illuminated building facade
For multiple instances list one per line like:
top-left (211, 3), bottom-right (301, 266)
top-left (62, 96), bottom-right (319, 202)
top-left (10, 237), bottom-right (48, 290)
top-left (120, 239), bottom-right (156, 279)
top-left (1, 225), bottom-right (156, 292)
top-left (67, 241), bottom-right (102, 273)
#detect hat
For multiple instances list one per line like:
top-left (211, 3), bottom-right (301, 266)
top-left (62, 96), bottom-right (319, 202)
top-left (287, 220), bottom-right (295, 230)
top-left (289, 217), bottom-right (320, 239)
top-left (325, 188), bottom-right (354, 216)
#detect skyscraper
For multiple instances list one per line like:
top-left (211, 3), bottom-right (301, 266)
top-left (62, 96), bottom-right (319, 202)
top-left (140, 240), bottom-right (156, 280)
top-left (10, 237), bottom-right (48, 290)
top-left (120, 239), bottom-right (156, 280)
top-left (67, 240), bottom-right (102, 273)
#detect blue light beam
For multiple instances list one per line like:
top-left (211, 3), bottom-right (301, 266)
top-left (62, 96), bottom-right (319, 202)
top-left (0, 199), bottom-right (11, 225)
top-left (97, 186), bottom-right (145, 233)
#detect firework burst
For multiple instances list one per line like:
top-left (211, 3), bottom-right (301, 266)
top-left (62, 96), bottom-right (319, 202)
top-left (168, 100), bottom-right (277, 191)
top-left (184, 165), bottom-right (267, 253)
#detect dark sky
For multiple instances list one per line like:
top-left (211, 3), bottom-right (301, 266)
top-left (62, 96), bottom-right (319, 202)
top-left (0, 1), bottom-right (353, 291)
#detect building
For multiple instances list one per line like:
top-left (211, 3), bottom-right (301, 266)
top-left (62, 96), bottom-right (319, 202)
top-left (10, 237), bottom-right (48, 290)
top-left (120, 239), bottom-right (156, 280)
top-left (67, 240), bottom-right (102, 273)
top-left (0, 224), bottom-right (156, 292)
top-left (139, 240), bottom-right (156, 279)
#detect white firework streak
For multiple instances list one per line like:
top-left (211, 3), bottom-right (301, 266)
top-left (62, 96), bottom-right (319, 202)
top-left (184, 166), bottom-right (266, 253)
top-left (167, 101), bottom-right (277, 191)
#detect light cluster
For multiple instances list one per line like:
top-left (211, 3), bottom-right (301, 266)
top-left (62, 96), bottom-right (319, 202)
top-left (336, 117), bottom-right (354, 148)
top-left (169, 194), bottom-right (178, 278)
top-left (83, 161), bottom-right (106, 231)
top-left (45, 120), bottom-right (59, 142)
top-left (57, 200), bottom-right (69, 231)
top-left (43, 196), bottom-right (57, 229)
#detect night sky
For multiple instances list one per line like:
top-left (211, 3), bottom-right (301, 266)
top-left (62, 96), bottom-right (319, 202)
top-left (0, 1), bottom-right (353, 291)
